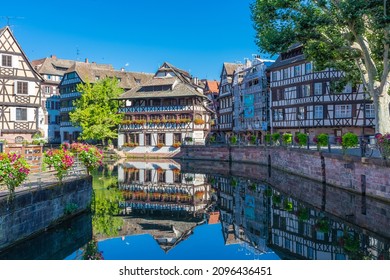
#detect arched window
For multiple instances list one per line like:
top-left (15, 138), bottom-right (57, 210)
top-left (15, 136), bottom-right (24, 143)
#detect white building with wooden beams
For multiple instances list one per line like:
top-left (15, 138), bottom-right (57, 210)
top-left (232, 57), bottom-right (273, 142)
top-left (116, 62), bottom-right (212, 156)
top-left (0, 26), bottom-right (43, 144)
top-left (268, 44), bottom-right (375, 141)
top-left (216, 62), bottom-right (242, 141)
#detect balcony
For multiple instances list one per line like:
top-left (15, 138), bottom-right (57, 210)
top-left (60, 92), bottom-right (81, 99)
top-left (119, 105), bottom-right (204, 114)
top-left (119, 122), bottom-right (192, 131)
top-left (60, 106), bottom-right (75, 112)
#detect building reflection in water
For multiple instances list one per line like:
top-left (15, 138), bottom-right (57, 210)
top-left (116, 160), bottom-right (216, 253)
top-left (98, 159), bottom-right (390, 260)
top-left (206, 173), bottom-right (390, 260)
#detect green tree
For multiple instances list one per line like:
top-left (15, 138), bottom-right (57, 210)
top-left (70, 77), bottom-right (124, 144)
top-left (251, 0), bottom-right (390, 133)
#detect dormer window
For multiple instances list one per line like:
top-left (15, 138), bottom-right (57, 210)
top-left (95, 76), bottom-right (100, 80)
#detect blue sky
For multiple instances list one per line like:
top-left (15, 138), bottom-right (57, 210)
top-left (1, 0), bottom-right (265, 80)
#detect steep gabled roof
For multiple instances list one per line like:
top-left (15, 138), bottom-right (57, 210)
top-left (32, 56), bottom-right (76, 76)
top-left (64, 62), bottom-right (153, 90)
top-left (223, 62), bottom-right (243, 76)
top-left (0, 26), bottom-right (44, 82)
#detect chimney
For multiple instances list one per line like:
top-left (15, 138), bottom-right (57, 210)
top-left (121, 68), bottom-right (125, 72)
top-left (85, 58), bottom-right (89, 63)
top-left (50, 54), bottom-right (57, 59)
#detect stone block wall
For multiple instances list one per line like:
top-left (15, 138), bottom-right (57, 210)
top-left (0, 177), bottom-right (93, 250)
top-left (176, 145), bottom-right (390, 201)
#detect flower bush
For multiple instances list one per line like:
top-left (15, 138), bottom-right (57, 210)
top-left (313, 133), bottom-right (328, 150)
top-left (294, 132), bottom-right (307, 147)
top-left (43, 148), bottom-right (74, 183)
top-left (271, 133), bottom-right (280, 144)
top-left (250, 135), bottom-right (257, 145)
top-left (0, 152), bottom-right (30, 194)
top-left (70, 143), bottom-right (103, 175)
top-left (342, 132), bottom-right (359, 151)
top-left (375, 133), bottom-right (390, 159)
top-left (172, 142), bottom-right (181, 148)
top-left (156, 143), bottom-right (164, 148)
top-left (282, 133), bottom-right (292, 145)
top-left (264, 133), bottom-right (271, 144)
top-left (193, 118), bottom-right (205, 125)
top-left (230, 135), bottom-right (238, 145)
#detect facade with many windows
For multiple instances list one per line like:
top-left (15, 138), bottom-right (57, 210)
top-left (32, 55), bottom-right (75, 143)
top-left (216, 62), bottom-right (242, 142)
top-left (232, 57), bottom-right (273, 143)
top-left (0, 26), bottom-right (43, 143)
top-left (116, 62), bottom-right (212, 154)
top-left (268, 44), bottom-right (375, 141)
top-left (59, 61), bottom-right (153, 143)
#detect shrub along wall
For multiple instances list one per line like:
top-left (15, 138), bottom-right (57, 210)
top-left (0, 177), bottom-right (93, 250)
top-left (176, 145), bottom-right (390, 201)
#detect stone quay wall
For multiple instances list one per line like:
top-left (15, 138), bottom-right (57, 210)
top-left (0, 177), bottom-right (93, 251)
top-left (176, 145), bottom-right (390, 202)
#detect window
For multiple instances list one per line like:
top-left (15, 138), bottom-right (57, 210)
top-left (45, 86), bottom-right (50, 94)
top-left (273, 109), bottom-right (283, 121)
top-left (174, 133), bottom-right (181, 143)
top-left (16, 108), bottom-right (27, 121)
top-left (16, 81), bottom-right (28, 94)
top-left (314, 106), bottom-right (323, 119)
top-left (296, 243), bottom-right (303, 255)
top-left (145, 134), bottom-right (151, 146)
top-left (145, 169), bottom-right (152, 182)
top-left (305, 63), bottom-right (312, 74)
top-left (335, 105), bottom-right (352, 118)
top-left (1, 55), bottom-right (12, 67)
top-left (294, 65), bottom-right (301, 76)
top-left (314, 83), bottom-right (322, 95)
top-left (298, 106), bottom-right (305, 120)
top-left (302, 84), bottom-right (311, 97)
top-left (95, 76), bottom-right (100, 80)
top-left (365, 104), bottom-right (375, 118)
top-left (283, 68), bottom-right (289, 79)
top-left (158, 133), bottom-right (165, 145)
top-left (272, 72), bottom-right (278, 81)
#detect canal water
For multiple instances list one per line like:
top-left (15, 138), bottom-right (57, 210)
top-left (1, 159), bottom-right (390, 260)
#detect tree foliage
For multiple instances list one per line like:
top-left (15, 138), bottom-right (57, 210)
top-left (70, 77), bottom-right (124, 143)
top-left (251, 0), bottom-right (390, 133)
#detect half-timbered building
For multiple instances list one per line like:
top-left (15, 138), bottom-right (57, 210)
top-left (216, 62), bottom-right (242, 142)
top-left (0, 26), bottom-right (43, 143)
top-left (232, 57), bottom-right (272, 143)
top-left (32, 55), bottom-right (75, 143)
top-left (59, 61), bottom-right (153, 143)
top-left (116, 62), bottom-right (212, 155)
top-left (268, 44), bottom-right (375, 141)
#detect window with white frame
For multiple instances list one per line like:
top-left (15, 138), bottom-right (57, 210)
top-left (283, 68), bottom-right (289, 79)
top-left (272, 72), bottom-right (278, 82)
top-left (284, 87), bottom-right (296, 100)
top-left (16, 81), bottom-right (28, 94)
top-left (305, 63), bottom-right (312, 74)
top-left (314, 83), bottom-right (322, 95)
top-left (314, 106), bottom-right (323, 119)
top-left (302, 84), bottom-right (311, 97)
top-left (365, 104), bottom-right (375, 118)
top-left (16, 108), bottom-right (27, 121)
top-left (273, 109), bottom-right (283, 121)
top-left (294, 65), bottom-right (301, 76)
top-left (335, 104), bottom-right (352, 118)
top-left (1, 55), bottom-right (12, 67)
top-left (298, 106), bottom-right (305, 120)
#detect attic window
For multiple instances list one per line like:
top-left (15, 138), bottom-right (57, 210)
top-left (117, 77), bottom-right (122, 82)
top-left (95, 76), bottom-right (100, 80)
top-left (135, 79), bottom-right (141, 84)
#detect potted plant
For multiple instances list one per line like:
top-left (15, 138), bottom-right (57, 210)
top-left (172, 142), bottom-right (181, 148)
top-left (341, 132), bottom-right (359, 153)
top-left (194, 118), bottom-right (205, 125)
top-left (294, 132), bottom-right (307, 147)
top-left (250, 135), bottom-right (257, 145)
top-left (313, 133), bottom-right (328, 151)
top-left (282, 133), bottom-right (292, 146)
top-left (0, 152), bottom-right (30, 197)
top-left (230, 135), bottom-right (238, 145)
top-left (43, 148), bottom-right (75, 183)
top-left (157, 143), bottom-right (164, 148)
top-left (271, 133), bottom-right (280, 145)
top-left (264, 134), bottom-right (271, 145)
